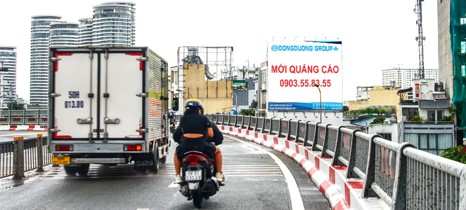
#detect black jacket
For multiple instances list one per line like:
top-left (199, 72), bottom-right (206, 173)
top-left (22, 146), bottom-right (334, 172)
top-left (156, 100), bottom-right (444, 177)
top-left (173, 115), bottom-right (223, 146)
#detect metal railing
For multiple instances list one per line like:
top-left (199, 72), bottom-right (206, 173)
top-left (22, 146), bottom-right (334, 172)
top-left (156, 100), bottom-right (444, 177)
top-left (3, 112), bottom-right (464, 209)
top-left (0, 135), bottom-right (51, 178)
top-left (0, 110), bottom-right (48, 125)
top-left (209, 113), bottom-right (466, 210)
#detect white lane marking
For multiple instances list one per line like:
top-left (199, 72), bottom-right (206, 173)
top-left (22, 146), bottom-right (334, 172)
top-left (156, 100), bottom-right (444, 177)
top-left (168, 183), bottom-right (180, 188)
top-left (230, 136), bottom-right (305, 210)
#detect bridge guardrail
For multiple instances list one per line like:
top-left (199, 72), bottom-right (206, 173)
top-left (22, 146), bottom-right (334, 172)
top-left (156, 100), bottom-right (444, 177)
top-left (0, 110), bottom-right (48, 130)
top-left (0, 135), bottom-right (51, 178)
top-left (4, 112), bottom-right (464, 209)
top-left (209, 113), bottom-right (466, 210)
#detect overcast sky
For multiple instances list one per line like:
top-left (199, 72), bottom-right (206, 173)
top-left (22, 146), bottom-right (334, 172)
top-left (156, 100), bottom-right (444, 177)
top-left (0, 0), bottom-right (438, 101)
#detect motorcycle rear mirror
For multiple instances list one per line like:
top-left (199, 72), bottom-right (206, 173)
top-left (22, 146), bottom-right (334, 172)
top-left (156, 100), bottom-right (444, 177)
top-left (172, 97), bottom-right (179, 111)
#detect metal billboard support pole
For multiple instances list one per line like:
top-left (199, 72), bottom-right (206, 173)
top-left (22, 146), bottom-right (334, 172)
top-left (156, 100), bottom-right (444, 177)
top-left (314, 84), bottom-right (322, 123)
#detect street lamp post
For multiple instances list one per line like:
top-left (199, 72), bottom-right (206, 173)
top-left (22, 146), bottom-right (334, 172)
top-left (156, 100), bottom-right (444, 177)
top-left (314, 84), bottom-right (322, 123)
top-left (231, 93), bottom-right (238, 114)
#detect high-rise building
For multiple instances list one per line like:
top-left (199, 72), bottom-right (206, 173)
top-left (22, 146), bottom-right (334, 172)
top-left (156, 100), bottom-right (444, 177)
top-left (92, 2), bottom-right (136, 46)
top-left (381, 68), bottom-right (439, 89)
top-left (30, 15), bottom-right (62, 108)
top-left (29, 2), bottom-right (136, 108)
top-left (49, 22), bottom-right (79, 47)
top-left (78, 18), bottom-right (93, 46)
top-left (0, 46), bottom-right (17, 107)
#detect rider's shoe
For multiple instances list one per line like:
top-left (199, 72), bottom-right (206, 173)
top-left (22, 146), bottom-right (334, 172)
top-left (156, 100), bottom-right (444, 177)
top-left (215, 172), bottom-right (225, 185)
top-left (174, 175), bottom-right (182, 184)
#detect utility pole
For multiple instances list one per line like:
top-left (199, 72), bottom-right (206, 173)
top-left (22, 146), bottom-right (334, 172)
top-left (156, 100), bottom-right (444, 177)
top-left (414, 0), bottom-right (425, 79)
top-left (232, 93), bottom-right (238, 114)
top-left (314, 84), bottom-right (322, 123)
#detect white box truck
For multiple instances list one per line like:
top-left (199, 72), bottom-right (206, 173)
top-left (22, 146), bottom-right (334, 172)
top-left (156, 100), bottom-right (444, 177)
top-left (48, 47), bottom-right (170, 175)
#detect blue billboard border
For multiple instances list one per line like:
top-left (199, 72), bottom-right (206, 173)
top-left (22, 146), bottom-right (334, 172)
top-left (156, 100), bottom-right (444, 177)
top-left (268, 102), bottom-right (343, 111)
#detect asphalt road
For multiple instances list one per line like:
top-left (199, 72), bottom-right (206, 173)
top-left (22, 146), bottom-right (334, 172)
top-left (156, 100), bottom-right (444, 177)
top-left (0, 134), bottom-right (330, 210)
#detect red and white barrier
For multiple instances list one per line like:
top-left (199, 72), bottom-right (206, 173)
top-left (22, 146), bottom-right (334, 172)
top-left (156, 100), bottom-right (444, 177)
top-left (0, 125), bottom-right (47, 131)
top-left (221, 125), bottom-right (389, 210)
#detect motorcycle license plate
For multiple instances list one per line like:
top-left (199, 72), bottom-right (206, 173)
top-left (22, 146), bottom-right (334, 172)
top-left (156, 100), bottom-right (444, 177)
top-left (185, 170), bottom-right (202, 181)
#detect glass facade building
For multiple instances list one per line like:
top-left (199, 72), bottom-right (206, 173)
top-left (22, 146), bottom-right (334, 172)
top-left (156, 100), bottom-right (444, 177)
top-left (29, 2), bottom-right (136, 109)
top-left (92, 2), bottom-right (136, 46)
top-left (30, 15), bottom-right (62, 108)
top-left (0, 46), bottom-right (17, 107)
top-left (78, 18), bottom-right (93, 46)
top-left (49, 22), bottom-right (79, 47)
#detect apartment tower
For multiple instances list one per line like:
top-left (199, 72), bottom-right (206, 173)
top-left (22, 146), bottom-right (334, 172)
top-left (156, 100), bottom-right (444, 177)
top-left (30, 15), bottom-right (62, 108)
top-left (0, 46), bottom-right (17, 107)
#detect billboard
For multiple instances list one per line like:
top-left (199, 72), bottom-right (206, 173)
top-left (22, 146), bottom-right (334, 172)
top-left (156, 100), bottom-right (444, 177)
top-left (267, 40), bottom-right (343, 111)
top-left (232, 80), bottom-right (247, 90)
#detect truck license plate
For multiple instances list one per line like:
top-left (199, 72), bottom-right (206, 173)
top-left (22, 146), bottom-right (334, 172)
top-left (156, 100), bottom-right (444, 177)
top-left (52, 156), bottom-right (71, 165)
top-left (185, 170), bottom-right (202, 181)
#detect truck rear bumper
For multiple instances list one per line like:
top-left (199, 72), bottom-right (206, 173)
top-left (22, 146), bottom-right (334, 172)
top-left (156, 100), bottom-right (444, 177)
top-left (50, 141), bottom-right (147, 153)
top-left (71, 158), bottom-right (126, 164)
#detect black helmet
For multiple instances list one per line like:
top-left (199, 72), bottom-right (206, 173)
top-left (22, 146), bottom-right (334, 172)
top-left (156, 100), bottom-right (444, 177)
top-left (185, 98), bottom-right (204, 114)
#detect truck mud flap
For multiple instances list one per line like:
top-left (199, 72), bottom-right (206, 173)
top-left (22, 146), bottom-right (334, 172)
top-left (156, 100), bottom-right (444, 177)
top-left (133, 154), bottom-right (154, 167)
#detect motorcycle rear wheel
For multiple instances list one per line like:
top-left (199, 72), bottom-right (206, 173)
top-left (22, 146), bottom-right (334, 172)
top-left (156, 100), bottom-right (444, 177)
top-left (191, 189), bottom-right (203, 208)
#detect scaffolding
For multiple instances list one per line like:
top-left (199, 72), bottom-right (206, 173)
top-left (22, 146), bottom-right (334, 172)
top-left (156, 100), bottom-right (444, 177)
top-left (176, 46), bottom-right (234, 84)
top-left (451, 0), bottom-right (466, 128)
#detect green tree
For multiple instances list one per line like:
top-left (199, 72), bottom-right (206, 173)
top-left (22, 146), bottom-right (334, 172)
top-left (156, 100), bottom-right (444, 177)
top-left (250, 100), bottom-right (257, 109)
top-left (440, 146), bottom-right (466, 164)
top-left (240, 108), bottom-right (255, 116)
top-left (7, 101), bottom-right (25, 110)
top-left (370, 117), bottom-right (385, 125)
top-left (409, 115), bottom-right (423, 123)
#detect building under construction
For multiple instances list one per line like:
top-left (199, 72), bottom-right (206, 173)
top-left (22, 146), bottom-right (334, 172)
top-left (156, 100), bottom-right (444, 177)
top-left (171, 46), bottom-right (235, 114)
top-left (438, 0), bottom-right (466, 144)
top-left (450, 0), bottom-right (466, 129)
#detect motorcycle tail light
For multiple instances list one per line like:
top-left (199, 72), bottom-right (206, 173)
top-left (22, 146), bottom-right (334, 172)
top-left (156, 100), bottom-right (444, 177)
top-left (186, 155), bottom-right (200, 165)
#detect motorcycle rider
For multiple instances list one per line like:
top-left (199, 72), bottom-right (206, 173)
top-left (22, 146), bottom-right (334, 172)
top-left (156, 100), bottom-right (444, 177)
top-left (173, 98), bottom-right (225, 184)
top-left (168, 109), bottom-right (176, 133)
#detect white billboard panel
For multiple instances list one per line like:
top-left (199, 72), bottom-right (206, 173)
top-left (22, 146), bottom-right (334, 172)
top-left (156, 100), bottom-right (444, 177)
top-left (267, 40), bottom-right (343, 111)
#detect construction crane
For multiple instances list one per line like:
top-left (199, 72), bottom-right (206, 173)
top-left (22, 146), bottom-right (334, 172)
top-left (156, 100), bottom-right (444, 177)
top-left (414, 0), bottom-right (425, 79)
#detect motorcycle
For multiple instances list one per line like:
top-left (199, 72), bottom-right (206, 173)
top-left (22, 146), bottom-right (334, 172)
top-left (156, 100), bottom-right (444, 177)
top-left (179, 150), bottom-right (220, 208)
top-left (169, 118), bottom-right (176, 133)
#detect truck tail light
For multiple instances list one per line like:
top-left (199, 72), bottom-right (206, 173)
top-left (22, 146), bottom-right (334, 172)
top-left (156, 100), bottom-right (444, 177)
top-left (55, 144), bottom-right (73, 151)
top-left (124, 144), bottom-right (142, 151)
top-left (125, 52), bottom-right (144, 71)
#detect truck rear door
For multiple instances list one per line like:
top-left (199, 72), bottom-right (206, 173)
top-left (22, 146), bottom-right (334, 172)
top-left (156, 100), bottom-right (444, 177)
top-left (50, 49), bottom-right (145, 141)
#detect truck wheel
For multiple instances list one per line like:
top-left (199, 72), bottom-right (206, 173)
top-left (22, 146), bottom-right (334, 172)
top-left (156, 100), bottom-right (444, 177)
top-left (77, 164), bottom-right (90, 176)
top-left (150, 144), bottom-right (159, 174)
top-left (64, 165), bottom-right (78, 176)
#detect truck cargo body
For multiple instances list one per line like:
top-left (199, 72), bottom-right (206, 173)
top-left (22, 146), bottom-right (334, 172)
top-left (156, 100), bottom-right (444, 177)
top-left (48, 47), bottom-right (170, 174)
